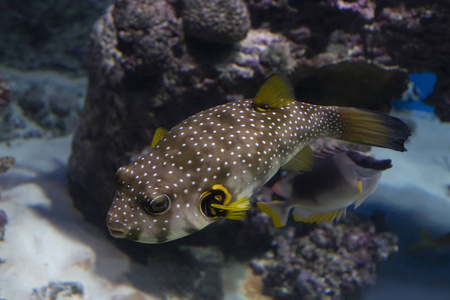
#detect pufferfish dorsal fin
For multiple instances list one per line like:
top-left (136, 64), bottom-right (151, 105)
top-left (253, 74), bottom-right (295, 111)
top-left (150, 127), bottom-right (168, 148)
top-left (282, 146), bottom-right (314, 173)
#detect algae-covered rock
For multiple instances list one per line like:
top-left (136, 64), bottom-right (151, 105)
top-left (112, 0), bottom-right (183, 77)
top-left (0, 0), bottom-right (113, 74)
top-left (30, 281), bottom-right (84, 300)
top-left (183, 0), bottom-right (250, 43)
top-left (0, 157), bottom-right (15, 174)
top-left (291, 59), bottom-right (408, 112)
top-left (251, 212), bottom-right (398, 300)
top-left (0, 76), bottom-right (11, 107)
top-left (0, 68), bottom-right (86, 140)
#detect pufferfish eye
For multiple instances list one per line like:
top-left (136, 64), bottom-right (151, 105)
top-left (143, 195), bottom-right (171, 215)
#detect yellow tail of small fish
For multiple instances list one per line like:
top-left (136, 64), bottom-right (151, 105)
top-left (334, 107), bottom-right (410, 152)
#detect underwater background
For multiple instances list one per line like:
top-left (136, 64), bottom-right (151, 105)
top-left (0, 0), bottom-right (449, 299)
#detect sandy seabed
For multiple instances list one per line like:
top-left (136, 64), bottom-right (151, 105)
top-left (0, 136), bottom-right (149, 299)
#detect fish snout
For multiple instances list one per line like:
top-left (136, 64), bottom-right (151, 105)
top-left (107, 226), bottom-right (125, 238)
top-left (106, 217), bottom-right (141, 240)
top-left (106, 221), bottom-right (127, 238)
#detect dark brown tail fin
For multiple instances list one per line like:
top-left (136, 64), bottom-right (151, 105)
top-left (335, 107), bottom-right (411, 151)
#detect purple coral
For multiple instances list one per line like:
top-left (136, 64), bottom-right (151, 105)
top-left (251, 213), bottom-right (398, 300)
top-left (380, 4), bottom-right (433, 30)
top-left (329, 0), bottom-right (375, 20)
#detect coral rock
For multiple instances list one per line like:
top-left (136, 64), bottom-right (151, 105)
top-left (251, 213), bottom-right (399, 300)
top-left (0, 209), bottom-right (7, 241)
top-left (30, 281), bottom-right (84, 300)
top-left (0, 157), bottom-right (15, 174)
top-left (112, 0), bottom-right (182, 76)
top-left (0, 0), bottom-right (112, 74)
top-left (183, 0), bottom-right (250, 43)
top-left (0, 76), bottom-right (11, 107)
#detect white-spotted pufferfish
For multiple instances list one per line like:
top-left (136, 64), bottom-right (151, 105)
top-left (106, 75), bottom-right (410, 243)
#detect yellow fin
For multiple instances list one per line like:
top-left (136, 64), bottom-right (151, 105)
top-left (282, 146), bottom-right (314, 173)
top-left (210, 197), bottom-right (250, 220)
top-left (256, 201), bottom-right (289, 228)
top-left (354, 180), bottom-right (366, 208)
top-left (293, 208), bottom-right (346, 223)
top-left (408, 227), bottom-right (438, 252)
top-left (355, 180), bottom-right (372, 208)
top-left (335, 107), bottom-right (410, 152)
top-left (336, 209), bottom-right (345, 219)
top-left (253, 74), bottom-right (295, 111)
top-left (357, 180), bottom-right (362, 194)
top-left (150, 127), bottom-right (168, 148)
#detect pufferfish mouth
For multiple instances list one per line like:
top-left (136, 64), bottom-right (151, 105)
top-left (108, 227), bottom-right (126, 238)
top-left (107, 224), bottom-right (141, 241)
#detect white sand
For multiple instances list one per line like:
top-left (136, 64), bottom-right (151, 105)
top-left (0, 137), bottom-right (157, 299)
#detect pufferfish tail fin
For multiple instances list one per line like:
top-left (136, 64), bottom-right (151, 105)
top-left (334, 107), bottom-right (411, 152)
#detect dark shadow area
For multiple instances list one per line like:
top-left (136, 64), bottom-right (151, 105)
top-left (290, 61), bottom-right (408, 112)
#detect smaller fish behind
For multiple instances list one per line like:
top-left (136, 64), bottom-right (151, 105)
top-left (258, 149), bottom-right (392, 227)
top-left (409, 227), bottom-right (450, 253)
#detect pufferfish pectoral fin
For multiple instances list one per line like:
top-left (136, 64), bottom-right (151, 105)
top-left (253, 74), bottom-right (295, 111)
top-left (282, 146), bottom-right (314, 173)
top-left (257, 201), bottom-right (290, 228)
top-left (150, 127), bottom-right (169, 148)
top-left (210, 196), bottom-right (251, 220)
top-left (292, 207), bottom-right (347, 223)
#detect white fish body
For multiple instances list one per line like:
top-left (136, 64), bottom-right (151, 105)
top-left (260, 150), bottom-right (392, 227)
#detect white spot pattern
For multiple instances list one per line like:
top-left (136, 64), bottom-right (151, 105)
top-left (106, 99), bottom-right (343, 243)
